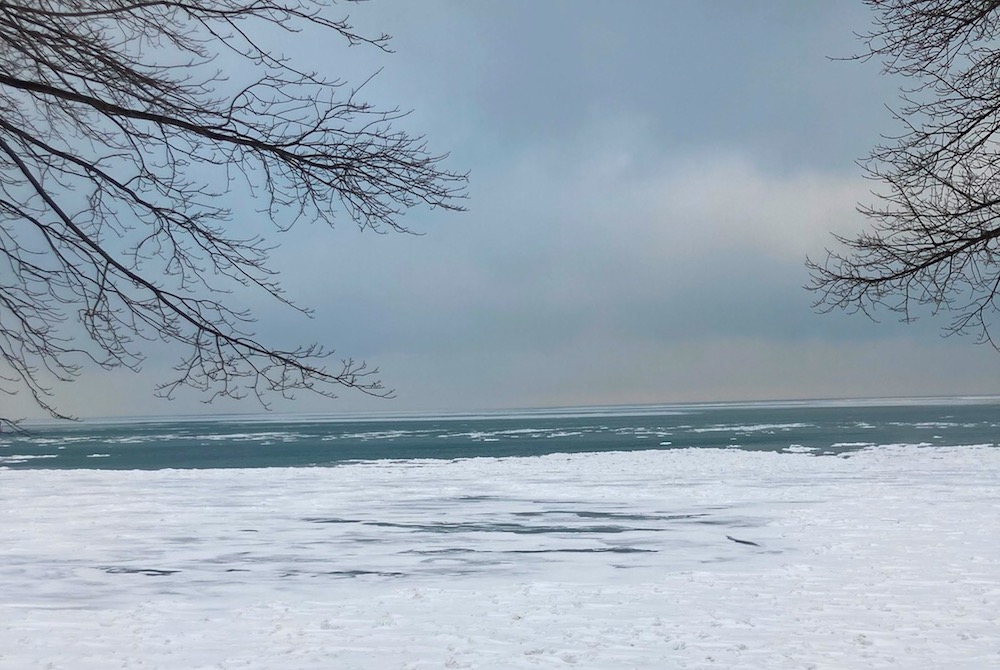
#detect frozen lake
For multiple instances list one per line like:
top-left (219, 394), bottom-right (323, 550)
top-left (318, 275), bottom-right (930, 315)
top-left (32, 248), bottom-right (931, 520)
top-left (3, 443), bottom-right (999, 668)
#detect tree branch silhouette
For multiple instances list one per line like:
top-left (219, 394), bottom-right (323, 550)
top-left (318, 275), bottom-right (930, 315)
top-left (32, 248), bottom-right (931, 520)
top-left (0, 0), bottom-right (467, 428)
top-left (809, 0), bottom-right (1000, 351)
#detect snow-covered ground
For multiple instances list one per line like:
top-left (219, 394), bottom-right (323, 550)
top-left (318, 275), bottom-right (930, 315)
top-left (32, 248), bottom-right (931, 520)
top-left (2, 445), bottom-right (999, 669)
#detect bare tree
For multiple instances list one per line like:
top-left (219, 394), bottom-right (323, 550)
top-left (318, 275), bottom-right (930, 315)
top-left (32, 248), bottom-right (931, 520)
top-left (0, 1), bottom-right (466, 428)
top-left (808, 0), bottom-right (1000, 349)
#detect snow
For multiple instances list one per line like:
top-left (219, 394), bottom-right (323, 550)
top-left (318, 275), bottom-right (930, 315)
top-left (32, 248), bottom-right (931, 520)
top-left (2, 445), bottom-right (1000, 668)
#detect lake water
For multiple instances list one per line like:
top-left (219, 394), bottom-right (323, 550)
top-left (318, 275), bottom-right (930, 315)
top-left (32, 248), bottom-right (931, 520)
top-left (3, 397), bottom-right (998, 469)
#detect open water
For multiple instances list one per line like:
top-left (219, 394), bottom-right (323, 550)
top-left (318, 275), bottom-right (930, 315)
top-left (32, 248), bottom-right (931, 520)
top-left (3, 397), bottom-right (998, 469)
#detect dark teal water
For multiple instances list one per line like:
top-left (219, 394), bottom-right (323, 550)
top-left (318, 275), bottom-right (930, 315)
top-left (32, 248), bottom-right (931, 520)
top-left (2, 400), bottom-right (998, 470)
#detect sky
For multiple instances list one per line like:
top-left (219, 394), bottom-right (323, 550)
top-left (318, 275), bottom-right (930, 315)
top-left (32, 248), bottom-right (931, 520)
top-left (11, 0), bottom-right (1000, 419)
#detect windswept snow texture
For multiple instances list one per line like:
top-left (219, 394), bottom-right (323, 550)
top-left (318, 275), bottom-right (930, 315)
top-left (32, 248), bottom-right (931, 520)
top-left (2, 445), bottom-right (999, 668)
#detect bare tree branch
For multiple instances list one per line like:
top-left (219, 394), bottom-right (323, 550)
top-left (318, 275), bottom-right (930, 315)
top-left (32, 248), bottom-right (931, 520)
top-left (809, 0), bottom-right (1000, 349)
top-left (0, 0), bottom-right (467, 422)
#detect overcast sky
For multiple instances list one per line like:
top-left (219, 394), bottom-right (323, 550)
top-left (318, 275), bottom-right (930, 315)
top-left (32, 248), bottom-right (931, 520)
top-left (14, 1), bottom-right (1000, 419)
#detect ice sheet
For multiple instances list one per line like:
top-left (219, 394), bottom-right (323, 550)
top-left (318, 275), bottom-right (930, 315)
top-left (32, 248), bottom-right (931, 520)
top-left (2, 445), bottom-right (999, 669)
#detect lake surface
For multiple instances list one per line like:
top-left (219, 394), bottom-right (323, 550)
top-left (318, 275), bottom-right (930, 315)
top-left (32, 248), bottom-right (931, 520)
top-left (3, 396), bottom-right (998, 469)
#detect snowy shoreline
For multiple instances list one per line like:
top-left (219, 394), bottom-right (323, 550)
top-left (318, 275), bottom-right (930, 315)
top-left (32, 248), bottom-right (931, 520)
top-left (3, 446), bottom-right (999, 669)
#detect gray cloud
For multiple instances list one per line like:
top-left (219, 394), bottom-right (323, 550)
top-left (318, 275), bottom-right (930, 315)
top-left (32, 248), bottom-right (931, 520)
top-left (12, 2), bottom-right (1000, 419)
